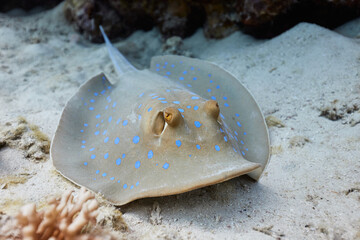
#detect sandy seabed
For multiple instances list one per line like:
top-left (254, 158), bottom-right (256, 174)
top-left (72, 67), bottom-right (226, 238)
top-left (0, 3), bottom-right (359, 240)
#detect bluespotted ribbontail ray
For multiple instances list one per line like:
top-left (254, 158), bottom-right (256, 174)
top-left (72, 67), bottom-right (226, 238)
top-left (51, 27), bottom-right (270, 205)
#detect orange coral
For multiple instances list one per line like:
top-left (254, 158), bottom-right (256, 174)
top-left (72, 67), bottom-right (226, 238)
top-left (0, 188), bottom-right (117, 240)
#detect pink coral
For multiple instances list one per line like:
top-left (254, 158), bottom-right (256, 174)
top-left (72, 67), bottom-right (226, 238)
top-left (0, 188), bottom-right (116, 240)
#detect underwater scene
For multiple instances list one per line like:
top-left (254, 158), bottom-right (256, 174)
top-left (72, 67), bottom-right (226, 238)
top-left (0, 1), bottom-right (359, 239)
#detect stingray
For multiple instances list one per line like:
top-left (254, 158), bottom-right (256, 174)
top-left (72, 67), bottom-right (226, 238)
top-left (51, 27), bottom-right (270, 206)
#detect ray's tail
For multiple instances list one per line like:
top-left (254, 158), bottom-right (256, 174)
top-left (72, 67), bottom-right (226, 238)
top-left (99, 25), bottom-right (138, 77)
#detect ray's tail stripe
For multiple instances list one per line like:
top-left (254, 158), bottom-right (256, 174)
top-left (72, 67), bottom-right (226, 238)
top-left (99, 25), bottom-right (138, 76)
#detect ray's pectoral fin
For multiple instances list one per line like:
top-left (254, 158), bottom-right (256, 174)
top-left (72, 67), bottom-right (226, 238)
top-left (149, 55), bottom-right (270, 180)
top-left (51, 72), bottom-right (113, 174)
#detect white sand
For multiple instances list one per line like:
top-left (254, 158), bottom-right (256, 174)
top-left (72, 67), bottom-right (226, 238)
top-left (0, 3), bottom-right (359, 239)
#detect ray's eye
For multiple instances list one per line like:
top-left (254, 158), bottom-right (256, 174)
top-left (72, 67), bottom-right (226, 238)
top-left (204, 100), bottom-right (220, 119)
top-left (152, 112), bottom-right (165, 135)
top-left (163, 107), bottom-right (182, 127)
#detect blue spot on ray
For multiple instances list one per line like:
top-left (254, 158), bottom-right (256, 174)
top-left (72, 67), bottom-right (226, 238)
top-left (194, 121), bottom-right (202, 128)
top-left (133, 136), bottom-right (140, 144)
top-left (148, 150), bottom-right (153, 159)
top-left (104, 153), bottom-right (109, 159)
top-left (163, 163), bottom-right (169, 169)
top-left (102, 173), bottom-right (107, 177)
top-left (173, 101), bottom-right (180, 104)
top-left (237, 122), bottom-right (242, 127)
top-left (114, 137), bottom-right (120, 144)
top-left (94, 131), bottom-right (99, 135)
top-left (89, 107), bottom-right (94, 111)
top-left (191, 96), bottom-right (199, 100)
top-left (176, 140), bottom-right (182, 147)
top-left (91, 155), bottom-right (96, 159)
top-left (104, 137), bottom-right (109, 143)
top-left (135, 161), bottom-right (141, 169)
top-left (116, 158), bottom-right (121, 165)
top-left (123, 120), bottom-right (128, 126)
top-left (178, 108), bottom-right (184, 113)
top-left (196, 144), bottom-right (201, 149)
top-left (235, 113), bottom-right (240, 117)
top-left (215, 145), bottom-right (221, 151)
top-left (211, 96), bottom-right (216, 100)
top-left (123, 184), bottom-right (127, 189)
top-left (193, 106), bottom-right (199, 111)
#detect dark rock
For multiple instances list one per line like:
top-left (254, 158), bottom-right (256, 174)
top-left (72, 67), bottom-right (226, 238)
top-left (63, 0), bottom-right (360, 42)
top-left (0, 0), bottom-right (63, 13)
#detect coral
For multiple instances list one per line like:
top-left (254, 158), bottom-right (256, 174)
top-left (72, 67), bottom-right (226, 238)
top-left (289, 136), bottom-right (310, 148)
top-left (0, 117), bottom-right (50, 161)
top-left (64, 0), bottom-right (360, 42)
top-left (0, 188), bottom-right (117, 240)
top-left (265, 115), bottom-right (285, 128)
top-left (160, 36), bottom-right (193, 57)
top-left (0, 173), bottom-right (32, 189)
top-left (149, 201), bottom-right (162, 225)
top-left (97, 206), bottom-right (128, 232)
top-left (319, 98), bottom-right (360, 124)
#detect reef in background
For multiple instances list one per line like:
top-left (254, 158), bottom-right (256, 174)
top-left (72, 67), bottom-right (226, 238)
top-left (62, 0), bottom-right (360, 42)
